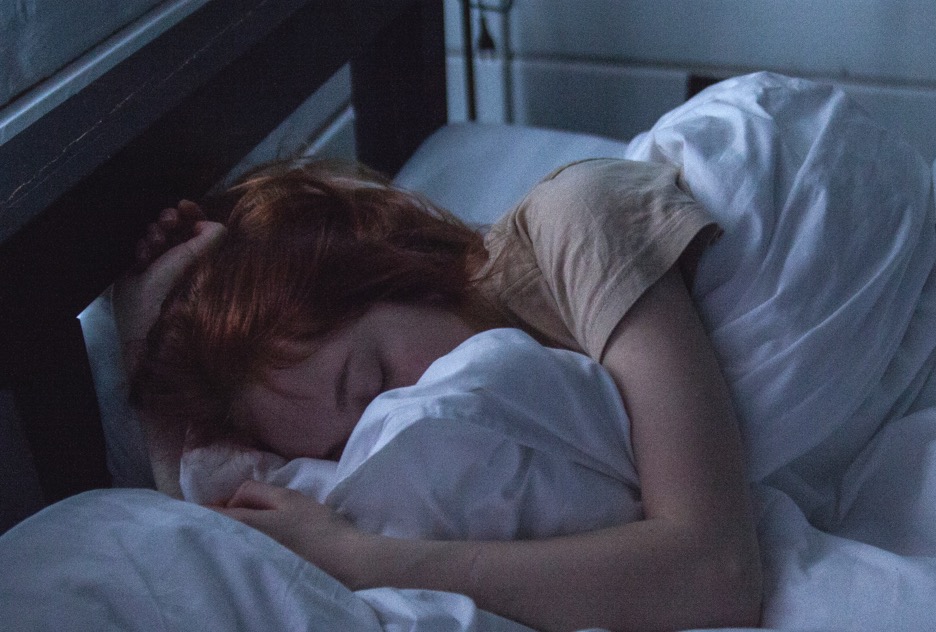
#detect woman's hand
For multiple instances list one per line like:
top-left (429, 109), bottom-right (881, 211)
top-left (112, 200), bottom-right (226, 498)
top-left (112, 201), bottom-right (226, 373)
top-left (217, 480), bottom-right (372, 587)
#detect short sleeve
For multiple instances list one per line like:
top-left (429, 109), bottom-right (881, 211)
top-left (479, 158), bottom-right (718, 360)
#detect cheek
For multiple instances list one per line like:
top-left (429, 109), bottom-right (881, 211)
top-left (238, 392), bottom-right (356, 461)
top-left (382, 352), bottom-right (434, 391)
top-left (238, 393), bottom-right (321, 459)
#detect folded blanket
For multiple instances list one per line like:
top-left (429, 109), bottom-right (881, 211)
top-left (182, 328), bottom-right (643, 540)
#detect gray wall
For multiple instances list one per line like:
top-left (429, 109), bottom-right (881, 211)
top-left (446, 0), bottom-right (936, 160)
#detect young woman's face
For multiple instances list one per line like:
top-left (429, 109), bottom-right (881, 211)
top-left (233, 303), bottom-right (476, 460)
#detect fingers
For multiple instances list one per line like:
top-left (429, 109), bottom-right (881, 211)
top-left (203, 481), bottom-right (280, 526)
top-left (155, 200), bottom-right (205, 230)
top-left (134, 200), bottom-right (212, 272)
top-left (225, 479), bottom-right (292, 510)
top-left (213, 506), bottom-right (255, 524)
top-left (177, 199), bottom-right (206, 222)
top-left (209, 481), bottom-right (360, 576)
top-left (153, 220), bottom-right (226, 282)
top-left (189, 219), bottom-right (227, 249)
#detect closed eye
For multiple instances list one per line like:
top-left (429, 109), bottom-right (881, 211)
top-left (377, 355), bottom-right (388, 395)
top-left (336, 353), bottom-right (350, 411)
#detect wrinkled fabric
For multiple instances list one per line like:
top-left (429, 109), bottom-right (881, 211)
top-left (0, 489), bottom-right (532, 632)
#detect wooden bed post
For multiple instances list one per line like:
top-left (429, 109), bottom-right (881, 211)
top-left (352, 0), bottom-right (448, 176)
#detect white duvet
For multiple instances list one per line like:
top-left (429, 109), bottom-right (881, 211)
top-left (4, 72), bottom-right (936, 632)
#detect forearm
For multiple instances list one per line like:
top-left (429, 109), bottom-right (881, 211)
top-left (112, 213), bottom-right (227, 498)
top-left (347, 516), bottom-right (760, 632)
top-left (122, 339), bottom-right (184, 498)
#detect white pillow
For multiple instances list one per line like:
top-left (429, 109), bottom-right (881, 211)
top-left (79, 288), bottom-right (154, 488)
top-left (394, 122), bottom-right (631, 226)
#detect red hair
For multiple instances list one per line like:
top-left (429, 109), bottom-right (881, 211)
top-left (130, 159), bottom-right (487, 445)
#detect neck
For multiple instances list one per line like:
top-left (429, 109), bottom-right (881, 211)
top-left (457, 290), bottom-right (513, 334)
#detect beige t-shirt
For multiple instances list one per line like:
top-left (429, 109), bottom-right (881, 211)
top-left (476, 158), bottom-right (719, 361)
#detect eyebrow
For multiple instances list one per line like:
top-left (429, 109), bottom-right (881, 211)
top-left (336, 353), bottom-right (350, 411)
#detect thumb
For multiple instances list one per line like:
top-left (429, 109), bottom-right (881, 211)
top-left (153, 221), bottom-right (227, 282)
top-left (226, 479), bottom-right (286, 510)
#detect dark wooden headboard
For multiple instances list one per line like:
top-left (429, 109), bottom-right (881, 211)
top-left (0, 0), bottom-right (446, 508)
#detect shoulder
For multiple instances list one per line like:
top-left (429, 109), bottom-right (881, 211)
top-left (478, 158), bottom-right (719, 359)
top-left (500, 158), bottom-right (709, 249)
top-left (539, 157), bottom-right (683, 190)
top-left (525, 158), bottom-right (690, 215)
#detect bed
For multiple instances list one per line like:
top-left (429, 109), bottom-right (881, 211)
top-left (3, 2), bottom-right (936, 631)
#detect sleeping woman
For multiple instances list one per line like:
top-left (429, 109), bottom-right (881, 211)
top-left (115, 158), bottom-right (762, 632)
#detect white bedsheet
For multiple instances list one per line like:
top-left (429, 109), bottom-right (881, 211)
top-left (6, 72), bottom-right (936, 632)
top-left (0, 489), bottom-right (535, 632)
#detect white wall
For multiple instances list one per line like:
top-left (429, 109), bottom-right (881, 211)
top-left (445, 0), bottom-right (936, 160)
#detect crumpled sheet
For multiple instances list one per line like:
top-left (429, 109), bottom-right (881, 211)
top-left (0, 489), bottom-right (536, 632)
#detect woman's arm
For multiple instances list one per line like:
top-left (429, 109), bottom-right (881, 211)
top-left (221, 267), bottom-right (761, 632)
top-left (112, 202), bottom-right (227, 497)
